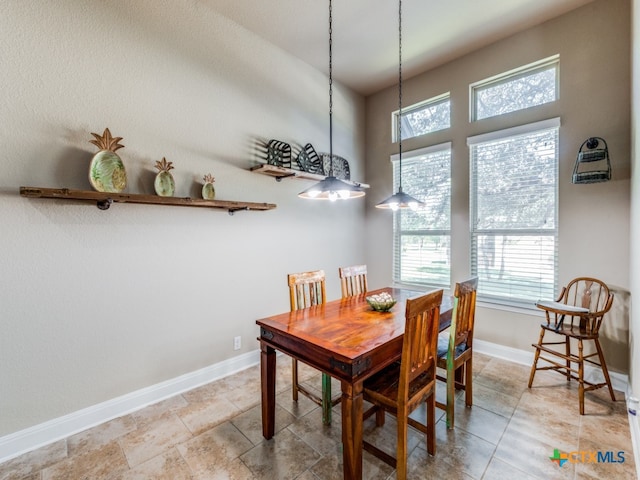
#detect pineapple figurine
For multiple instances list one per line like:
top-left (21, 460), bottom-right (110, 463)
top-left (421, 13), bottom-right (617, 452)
top-left (88, 128), bottom-right (127, 193)
top-left (154, 157), bottom-right (175, 197)
top-left (202, 174), bottom-right (215, 200)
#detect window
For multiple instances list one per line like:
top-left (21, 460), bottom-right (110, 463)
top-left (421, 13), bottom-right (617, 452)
top-left (392, 93), bottom-right (450, 142)
top-left (471, 55), bottom-right (559, 121)
top-left (468, 118), bottom-right (559, 307)
top-left (393, 144), bottom-right (451, 288)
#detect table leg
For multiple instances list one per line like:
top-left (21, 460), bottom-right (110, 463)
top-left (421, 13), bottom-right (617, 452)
top-left (260, 342), bottom-right (276, 439)
top-left (341, 380), bottom-right (363, 480)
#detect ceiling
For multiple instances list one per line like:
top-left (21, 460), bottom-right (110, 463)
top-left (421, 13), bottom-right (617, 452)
top-left (209, 0), bottom-right (596, 96)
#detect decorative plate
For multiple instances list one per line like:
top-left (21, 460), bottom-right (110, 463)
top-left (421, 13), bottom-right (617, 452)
top-left (202, 174), bottom-right (216, 200)
top-left (266, 139), bottom-right (292, 168)
top-left (89, 150), bottom-right (127, 193)
top-left (202, 183), bottom-right (216, 200)
top-left (154, 172), bottom-right (175, 197)
top-left (322, 154), bottom-right (351, 180)
top-left (296, 143), bottom-right (323, 174)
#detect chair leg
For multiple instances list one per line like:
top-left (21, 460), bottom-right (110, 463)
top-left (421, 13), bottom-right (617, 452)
top-left (426, 393), bottom-right (436, 456)
top-left (565, 336), bottom-right (572, 381)
top-left (321, 373), bottom-right (332, 425)
top-left (528, 328), bottom-right (545, 388)
top-left (292, 358), bottom-right (299, 402)
top-left (465, 357), bottom-right (473, 408)
top-left (396, 408), bottom-right (409, 480)
top-left (292, 359), bottom-right (333, 424)
top-left (445, 362), bottom-right (455, 429)
top-left (594, 338), bottom-right (616, 401)
top-left (578, 339), bottom-right (585, 415)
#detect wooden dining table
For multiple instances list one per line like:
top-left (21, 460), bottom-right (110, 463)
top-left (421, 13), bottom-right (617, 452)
top-left (256, 286), bottom-right (453, 480)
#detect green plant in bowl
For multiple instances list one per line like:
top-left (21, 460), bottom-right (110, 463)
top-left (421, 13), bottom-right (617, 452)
top-left (366, 292), bottom-right (397, 312)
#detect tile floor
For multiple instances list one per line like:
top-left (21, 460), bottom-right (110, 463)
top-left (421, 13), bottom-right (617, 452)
top-left (0, 353), bottom-right (636, 479)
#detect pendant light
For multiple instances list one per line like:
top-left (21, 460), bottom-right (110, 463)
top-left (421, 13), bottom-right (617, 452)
top-left (299, 0), bottom-right (365, 201)
top-left (376, 0), bottom-right (423, 211)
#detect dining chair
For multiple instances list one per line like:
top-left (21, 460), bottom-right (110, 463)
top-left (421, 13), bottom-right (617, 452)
top-left (528, 277), bottom-right (615, 414)
top-left (338, 264), bottom-right (368, 298)
top-left (362, 289), bottom-right (442, 479)
top-left (287, 270), bottom-right (340, 424)
top-left (435, 277), bottom-right (478, 429)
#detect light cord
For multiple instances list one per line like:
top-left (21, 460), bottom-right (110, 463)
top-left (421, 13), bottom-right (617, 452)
top-left (328, 0), bottom-right (334, 176)
top-left (398, 0), bottom-right (403, 189)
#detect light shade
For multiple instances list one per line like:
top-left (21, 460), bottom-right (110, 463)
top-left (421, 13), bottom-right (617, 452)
top-left (375, 187), bottom-right (423, 211)
top-left (298, 176), bottom-right (365, 201)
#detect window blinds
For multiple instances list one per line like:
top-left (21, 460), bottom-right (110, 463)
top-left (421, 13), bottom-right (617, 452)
top-left (468, 119), bottom-right (559, 306)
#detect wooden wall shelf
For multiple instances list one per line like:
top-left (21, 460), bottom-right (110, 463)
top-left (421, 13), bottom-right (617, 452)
top-left (20, 187), bottom-right (276, 215)
top-left (250, 164), bottom-right (369, 189)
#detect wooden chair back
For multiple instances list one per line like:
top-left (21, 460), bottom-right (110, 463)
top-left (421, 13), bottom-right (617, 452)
top-left (450, 277), bottom-right (479, 353)
top-left (288, 270), bottom-right (326, 311)
top-left (399, 289), bottom-right (442, 400)
top-left (338, 264), bottom-right (368, 298)
top-left (559, 277), bottom-right (613, 335)
top-left (287, 269), bottom-right (337, 423)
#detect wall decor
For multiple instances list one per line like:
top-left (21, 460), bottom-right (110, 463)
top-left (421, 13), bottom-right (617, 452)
top-left (202, 173), bottom-right (216, 200)
top-left (264, 139), bottom-right (292, 168)
top-left (321, 153), bottom-right (351, 180)
top-left (296, 143), bottom-right (324, 174)
top-left (572, 137), bottom-right (611, 184)
top-left (154, 157), bottom-right (175, 197)
top-left (249, 137), bottom-right (368, 188)
top-left (88, 128), bottom-right (127, 193)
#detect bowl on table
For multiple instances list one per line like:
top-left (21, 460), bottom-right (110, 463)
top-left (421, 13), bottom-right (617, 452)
top-left (366, 292), bottom-right (397, 312)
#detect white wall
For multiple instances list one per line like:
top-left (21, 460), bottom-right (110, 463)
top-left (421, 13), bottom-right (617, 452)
top-left (0, 0), bottom-right (366, 437)
top-left (365, 0), bottom-right (631, 372)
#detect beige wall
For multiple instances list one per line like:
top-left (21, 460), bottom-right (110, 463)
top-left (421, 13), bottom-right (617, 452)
top-left (0, 0), bottom-right (366, 437)
top-left (1, 0), bottom-right (634, 450)
top-left (365, 0), bottom-right (631, 371)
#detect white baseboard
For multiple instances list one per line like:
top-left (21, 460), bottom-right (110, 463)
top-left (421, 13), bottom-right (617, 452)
top-left (0, 341), bottom-right (631, 466)
top-left (0, 350), bottom-right (259, 463)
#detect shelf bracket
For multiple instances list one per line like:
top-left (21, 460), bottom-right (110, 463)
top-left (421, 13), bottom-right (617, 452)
top-left (227, 206), bottom-right (248, 216)
top-left (275, 172), bottom-right (296, 182)
top-left (97, 199), bottom-right (113, 210)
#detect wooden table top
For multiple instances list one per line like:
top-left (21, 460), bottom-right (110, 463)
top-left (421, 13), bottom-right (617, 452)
top-left (256, 286), bottom-right (453, 361)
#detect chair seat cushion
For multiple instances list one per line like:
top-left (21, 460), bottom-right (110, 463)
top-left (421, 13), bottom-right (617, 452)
top-left (437, 333), bottom-right (467, 359)
top-left (536, 300), bottom-right (589, 314)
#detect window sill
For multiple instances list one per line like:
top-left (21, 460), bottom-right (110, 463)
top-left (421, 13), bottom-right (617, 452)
top-left (476, 300), bottom-right (544, 318)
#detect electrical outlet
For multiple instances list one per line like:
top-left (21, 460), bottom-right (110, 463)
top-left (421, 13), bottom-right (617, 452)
top-left (233, 336), bottom-right (241, 350)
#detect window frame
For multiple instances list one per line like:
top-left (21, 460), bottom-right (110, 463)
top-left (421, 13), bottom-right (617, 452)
top-left (470, 54), bottom-right (560, 122)
top-left (391, 92), bottom-right (450, 142)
